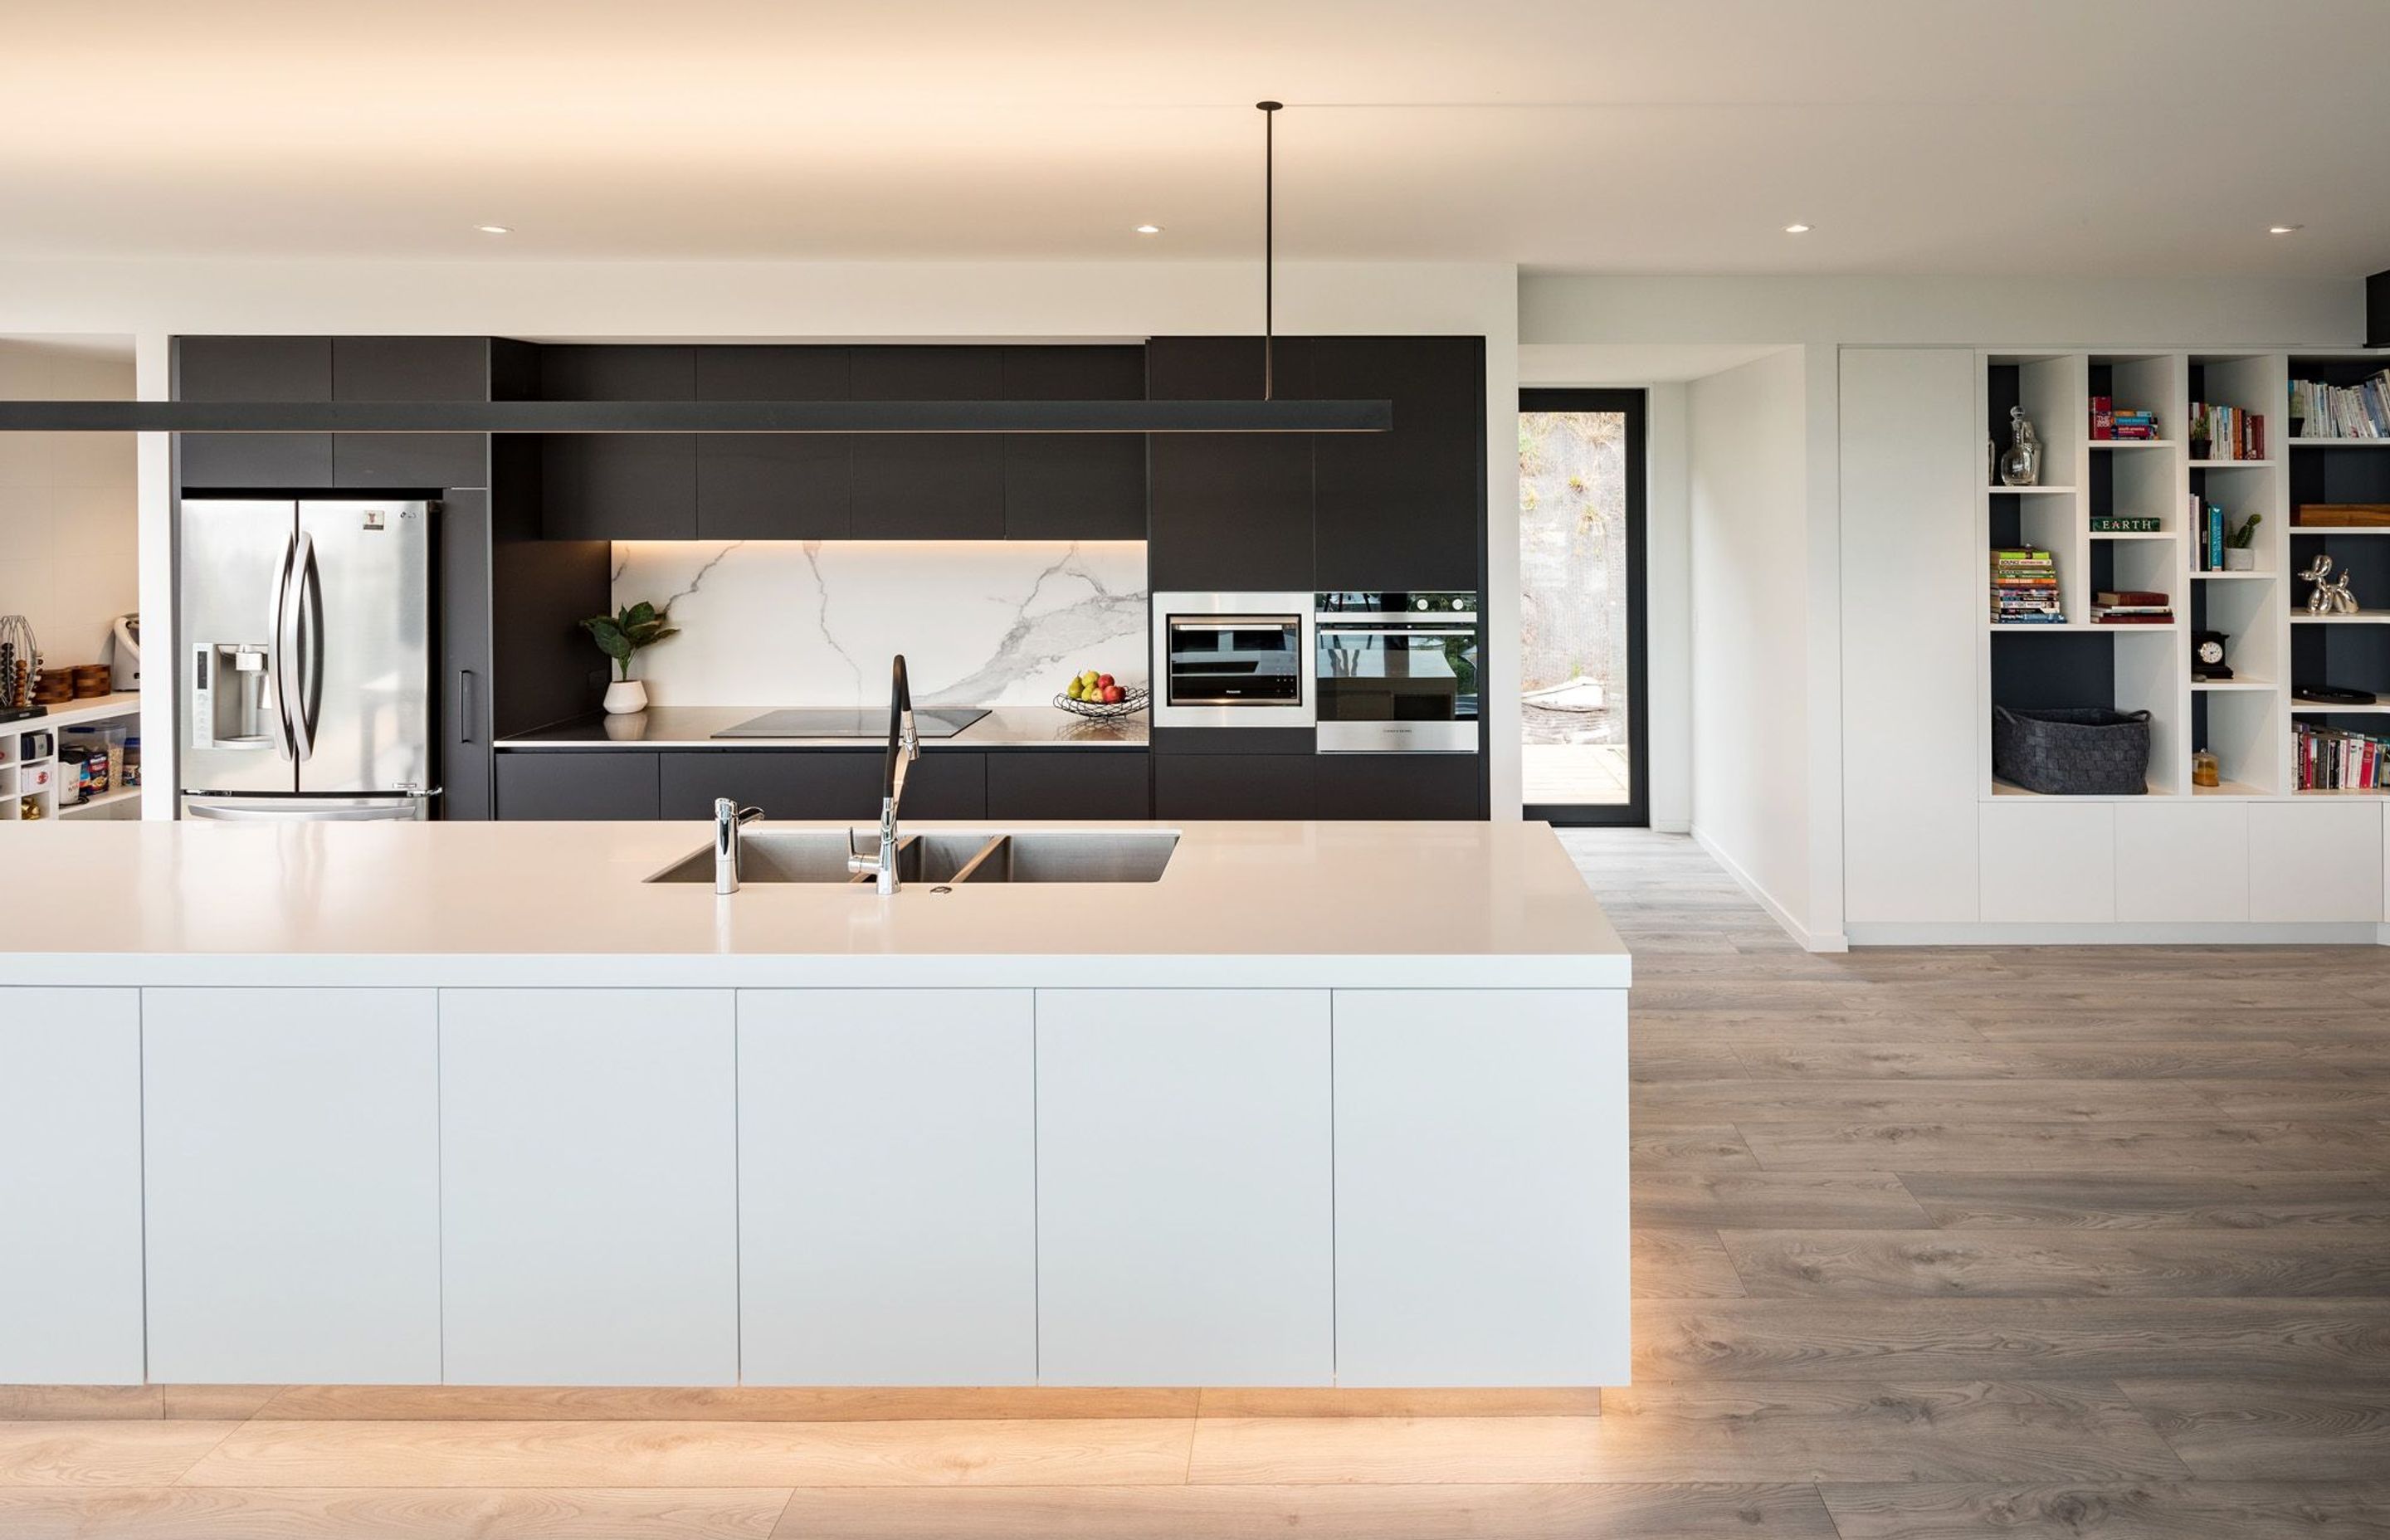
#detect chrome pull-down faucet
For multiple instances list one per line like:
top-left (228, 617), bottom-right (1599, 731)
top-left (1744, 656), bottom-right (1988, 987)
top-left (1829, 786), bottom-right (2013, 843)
top-left (713, 798), bottom-right (763, 894)
top-left (847, 654), bottom-right (920, 895)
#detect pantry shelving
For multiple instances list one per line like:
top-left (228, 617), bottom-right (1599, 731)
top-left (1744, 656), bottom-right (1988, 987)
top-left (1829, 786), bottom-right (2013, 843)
top-left (2, 691), bottom-right (142, 821)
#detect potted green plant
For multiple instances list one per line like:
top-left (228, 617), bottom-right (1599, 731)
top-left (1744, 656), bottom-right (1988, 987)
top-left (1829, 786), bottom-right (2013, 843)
top-left (2226, 512), bottom-right (2262, 571)
top-left (580, 600), bottom-right (680, 714)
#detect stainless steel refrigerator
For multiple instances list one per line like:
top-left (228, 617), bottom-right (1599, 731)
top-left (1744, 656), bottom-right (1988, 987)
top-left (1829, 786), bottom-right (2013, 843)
top-left (178, 498), bottom-right (435, 820)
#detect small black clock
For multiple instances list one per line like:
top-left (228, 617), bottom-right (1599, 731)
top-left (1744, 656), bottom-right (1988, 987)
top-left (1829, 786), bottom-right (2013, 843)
top-left (2192, 628), bottom-right (2233, 681)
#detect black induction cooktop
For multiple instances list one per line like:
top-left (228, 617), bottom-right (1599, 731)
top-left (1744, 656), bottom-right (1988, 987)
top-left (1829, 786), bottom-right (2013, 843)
top-left (713, 707), bottom-right (988, 739)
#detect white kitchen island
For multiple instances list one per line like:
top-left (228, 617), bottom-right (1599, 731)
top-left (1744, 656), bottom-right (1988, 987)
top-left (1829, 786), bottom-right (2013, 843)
top-left (0, 818), bottom-right (1629, 1393)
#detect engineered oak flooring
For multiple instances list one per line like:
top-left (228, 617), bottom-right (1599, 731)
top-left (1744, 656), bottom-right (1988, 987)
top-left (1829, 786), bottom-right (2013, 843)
top-left (5, 831), bottom-right (2386, 1538)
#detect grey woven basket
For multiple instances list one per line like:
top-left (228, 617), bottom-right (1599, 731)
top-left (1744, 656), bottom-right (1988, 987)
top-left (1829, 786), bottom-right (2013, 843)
top-left (1992, 706), bottom-right (2152, 795)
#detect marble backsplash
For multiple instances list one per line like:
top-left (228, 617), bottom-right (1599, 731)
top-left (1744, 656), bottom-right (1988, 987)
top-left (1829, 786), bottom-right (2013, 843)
top-left (610, 540), bottom-right (1149, 709)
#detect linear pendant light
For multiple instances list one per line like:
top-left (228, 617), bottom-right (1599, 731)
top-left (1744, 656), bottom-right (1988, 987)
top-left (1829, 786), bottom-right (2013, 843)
top-left (0, 105), bottom-right (1388, 437)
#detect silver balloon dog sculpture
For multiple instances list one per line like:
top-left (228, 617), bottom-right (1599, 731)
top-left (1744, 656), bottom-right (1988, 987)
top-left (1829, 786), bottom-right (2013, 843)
top-left (2300, 553), bottom-right (2361, 616)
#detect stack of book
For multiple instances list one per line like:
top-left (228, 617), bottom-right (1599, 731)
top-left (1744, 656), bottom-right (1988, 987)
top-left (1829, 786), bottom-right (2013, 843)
top-left (1990, 548), bottom-right (2063, 623)
top-left (2091, 397), bottom-right (2159, 440)
top-left (2189, 498), bottom-right (2231, 570)
top-left (2190, 402), bottom-right (2266, 459)
top-left (2296, 722), bottom-right (2388, 790)
top-left (2092, 588), bottom-right (2173, 625)
top-left (2290, 373), bottom-right (2390, 440)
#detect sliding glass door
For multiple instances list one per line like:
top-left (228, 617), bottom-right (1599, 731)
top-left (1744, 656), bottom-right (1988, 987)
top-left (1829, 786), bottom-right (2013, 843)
top-left (1519, 389), bottom-right (1648, 826)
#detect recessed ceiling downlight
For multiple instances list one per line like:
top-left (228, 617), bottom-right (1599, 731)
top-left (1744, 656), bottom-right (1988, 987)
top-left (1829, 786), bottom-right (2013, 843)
top-left (2269, 224), bottom-right (2304, 236)
top-left (1783, 223), bottom-right (1812, 234)
top-left (475, 224), bottom-right (513, 236)
top-left (1134, 223), bottom-right (1163, 235)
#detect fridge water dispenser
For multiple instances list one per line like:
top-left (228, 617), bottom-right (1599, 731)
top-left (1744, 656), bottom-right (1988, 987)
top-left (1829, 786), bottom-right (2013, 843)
top-left (189, 642), bottom-right (274, 749)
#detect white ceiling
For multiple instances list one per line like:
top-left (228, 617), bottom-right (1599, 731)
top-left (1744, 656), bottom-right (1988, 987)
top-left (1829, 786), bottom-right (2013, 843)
top-left (7, 0), bottom-right (2388, 275)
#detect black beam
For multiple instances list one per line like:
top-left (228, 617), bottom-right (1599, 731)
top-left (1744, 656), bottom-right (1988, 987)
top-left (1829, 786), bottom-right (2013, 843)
top-left (2370, 267), bottom-right (2390, 349)
top-left (0, 397), bottom-right (1392, 434)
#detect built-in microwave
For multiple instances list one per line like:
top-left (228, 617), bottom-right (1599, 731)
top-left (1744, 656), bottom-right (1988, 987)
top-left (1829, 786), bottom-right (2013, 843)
top-left (1314, 590), bottom-right (1481, 753)
top-left (1149, 592), bottom-right (1317, 729)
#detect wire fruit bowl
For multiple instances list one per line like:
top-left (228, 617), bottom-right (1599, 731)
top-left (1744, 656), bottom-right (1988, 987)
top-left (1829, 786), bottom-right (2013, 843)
top-left (1054, 685), bottom-right (1149, 720)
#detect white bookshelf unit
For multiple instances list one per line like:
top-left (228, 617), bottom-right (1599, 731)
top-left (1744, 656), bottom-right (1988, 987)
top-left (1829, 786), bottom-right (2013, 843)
top-left (2, 693), bottom-right (143, 822)
top-left (1839, 345), bottom-right (2388, 943)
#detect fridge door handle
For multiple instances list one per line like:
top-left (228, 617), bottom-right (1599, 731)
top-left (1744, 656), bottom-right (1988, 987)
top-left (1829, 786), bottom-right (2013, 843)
top-left (281, 530), bottom-right (315, 763)
top-left (270, 530), bottom-right (299, 761)
top-left (299, 534), bottom-right (325, 755)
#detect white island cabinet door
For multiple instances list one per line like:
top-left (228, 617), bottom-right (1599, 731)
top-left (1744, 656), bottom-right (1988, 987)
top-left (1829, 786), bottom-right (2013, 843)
top-left (1035, 989), bottom-right (1333, 1386)
top-left (738, 990), bottom-right (1036, 1386)
top-left (144, 987), bottom-right (441, 1384)
top-left (1333, 989), bottom-right (1630, 1386)
top-left (0, 990), bottom-right (144, 1384)
top-left (438, 989), bottom-right (738, 1386)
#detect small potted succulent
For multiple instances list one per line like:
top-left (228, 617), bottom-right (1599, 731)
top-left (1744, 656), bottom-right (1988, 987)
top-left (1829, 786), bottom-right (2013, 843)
top-left (2226, 513), bottom-right (2262, 571)
top-left (580, 600), bottom-right (680, 714)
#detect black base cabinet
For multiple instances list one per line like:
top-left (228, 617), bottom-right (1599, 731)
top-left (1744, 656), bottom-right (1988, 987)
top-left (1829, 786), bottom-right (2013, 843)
top-left (495, 752), bottom-right (661, 821)
top-left (985, 752), bottom-right (1151, 821)
top-left (1153, 753), bottom-right (1316, 820)
top-left (659, 751), bottom-right (988, 822)
top-left (1314, 754), bottom-right (1482, 820)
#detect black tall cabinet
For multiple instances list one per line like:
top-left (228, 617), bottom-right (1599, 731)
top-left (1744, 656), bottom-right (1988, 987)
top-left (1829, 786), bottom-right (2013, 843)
top-left (1146, 337), bottom-right (1314, 592)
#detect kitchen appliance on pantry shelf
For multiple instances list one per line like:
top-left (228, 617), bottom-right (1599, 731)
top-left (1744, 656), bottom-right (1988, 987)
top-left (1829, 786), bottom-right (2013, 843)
top-left (1149, 592), bottom-right (1315, 729)
top-left (178, 499), bottom-right (435, 820)
top-left (1314, 590), bottom-right (1482, 753)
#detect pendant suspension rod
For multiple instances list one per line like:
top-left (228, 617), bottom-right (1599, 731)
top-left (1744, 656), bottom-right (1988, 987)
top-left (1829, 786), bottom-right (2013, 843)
top-left (1258, 100), bottom-right (1281, 402)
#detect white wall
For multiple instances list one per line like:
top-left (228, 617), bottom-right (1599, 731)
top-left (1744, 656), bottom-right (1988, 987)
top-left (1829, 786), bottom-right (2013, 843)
top-left (0, 339), bottom-right (138, 682)
top-left (1687, 347), bottom-right (1813, 941)
top-left (0, 258), bottom-right (1517, 818)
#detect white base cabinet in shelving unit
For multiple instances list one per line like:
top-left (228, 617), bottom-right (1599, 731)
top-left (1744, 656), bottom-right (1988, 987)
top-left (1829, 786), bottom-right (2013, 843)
top-left (437, 989), bottom-right (739, 1386)
top-left (2116, 803), bottom-right (2250, 923)
top-left (142, 988), bottom-right (441, 1385)
top-left (737, 989), bottom-right (1036, 1386)
top-left (1332, 989), bottom-right (1630, 1387)
top-left (2249, 802), bottom-right (2383, 923)
top-left (0, 990), bottom-right (144, 1384)
top-left (1033, 989), bottom-right (1334, 1387)
top-left (1979, 803), bottom-right (2115, 924)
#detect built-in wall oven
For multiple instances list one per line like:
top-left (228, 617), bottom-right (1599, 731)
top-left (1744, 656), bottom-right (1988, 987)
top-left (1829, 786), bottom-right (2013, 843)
top-left (1314, 591), bottom-right (1481, 753)
top-left (1150, 592), bottom-right (1317, 729)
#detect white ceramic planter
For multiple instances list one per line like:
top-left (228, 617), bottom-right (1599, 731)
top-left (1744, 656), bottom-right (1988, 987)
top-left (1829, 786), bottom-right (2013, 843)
top-left (602, 680), bottom-right (649, 714)
top-left (2225, 548), bottom-right (2256, 571)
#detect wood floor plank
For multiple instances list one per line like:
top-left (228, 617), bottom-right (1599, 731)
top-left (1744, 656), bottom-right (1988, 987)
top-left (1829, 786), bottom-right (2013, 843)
top-left (1185, 1382), bottom-right (2187, 1484)
top-left (1718, 1229), bottom-right (2390, 1299)
top-left (0, 1486), bottom-right (788, 1538)
top-left (1631, 1040), bottom-right (1753, 1083)
top-left (247, 1386), bottom-right (1199, 1422)
top-left (178, 1419), bottom-right (1197, 1489)
top-left (1738, 1118), bottom-right (2390, 1173)
top-left (1819, 1480), bottom-right (2390, 1538)
top-left (1632, 1171), bottom-right (1936, 1230)
top-left (1193, 1389), bottom-right (1602, 1419)
top-left (0, 1423), bottom-right (243, 1488)
top-left (2190, 1082), bottom-right (2390, 1120)
top-left (769, 1481), bottom-right (1838, 1538)
top-left (2116, 1377), bottom-right (2390, 1479)
top-left (1636, 1080), bottom-right (2217, 1123)
top-left (1632, 1123), bottom-right (1763, 1168)
top-left (1635, 1300), bottom-right (2390, 1381)
top-left (1902, 1172), bottom-right (2390, 1230)
top-left (1733, 1040), bottom-right (2390, 1082)
top-left (1635, 1228), bottom-right (1749, 1299)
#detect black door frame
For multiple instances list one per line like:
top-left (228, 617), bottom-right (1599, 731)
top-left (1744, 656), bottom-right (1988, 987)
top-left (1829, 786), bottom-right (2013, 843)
top-left (1519, 387), bottom-right (1649, 828)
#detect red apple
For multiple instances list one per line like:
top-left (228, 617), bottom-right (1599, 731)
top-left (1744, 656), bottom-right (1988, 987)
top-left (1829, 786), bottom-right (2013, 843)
top-left (1102, 684), bottom-right (1124, 704)
top-left (1096, 673), bottom-right (1115, 690)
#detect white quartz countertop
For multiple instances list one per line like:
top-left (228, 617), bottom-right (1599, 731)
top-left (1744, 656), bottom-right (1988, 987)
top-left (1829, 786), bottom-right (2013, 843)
top-left (0, 819), bottom-right (1628, 990)
top-left (498, 704), bottom-right (1146, 749)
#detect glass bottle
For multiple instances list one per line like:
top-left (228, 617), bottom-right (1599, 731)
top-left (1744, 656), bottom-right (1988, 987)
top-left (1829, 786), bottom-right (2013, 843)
top-left (1998, 406), bottom-right (2043, 488)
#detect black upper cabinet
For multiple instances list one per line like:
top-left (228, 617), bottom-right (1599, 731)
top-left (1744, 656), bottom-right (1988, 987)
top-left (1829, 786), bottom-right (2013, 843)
top-left (539, 345), bottom-right (698, 539)
top-left (1002, 346), bottom-right (1147, 540)
top-left (1309, 336), bottom-right (1485, 590)
top-left (695, 346), bottom-right (851, 539)
top-left (175, 334), bottom-right (334, 489)
top-left (332, 336), bottom-right (489, 491)
top-left (1146, 337), bottom-right (1313, 592)
top-left (850, 347), bottom-right (1005, 539)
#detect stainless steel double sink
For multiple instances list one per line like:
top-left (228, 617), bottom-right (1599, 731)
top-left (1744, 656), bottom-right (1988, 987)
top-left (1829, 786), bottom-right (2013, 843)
top-left (646, 828), bottom-right (1179, 886)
